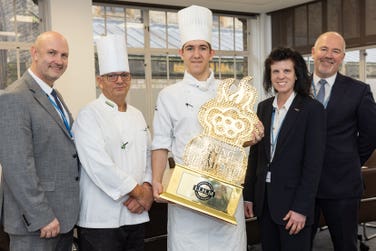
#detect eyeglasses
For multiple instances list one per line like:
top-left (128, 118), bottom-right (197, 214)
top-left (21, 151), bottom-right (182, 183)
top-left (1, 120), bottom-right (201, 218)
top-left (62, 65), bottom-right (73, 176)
top-left (103, 72), bottom-right (131, 82)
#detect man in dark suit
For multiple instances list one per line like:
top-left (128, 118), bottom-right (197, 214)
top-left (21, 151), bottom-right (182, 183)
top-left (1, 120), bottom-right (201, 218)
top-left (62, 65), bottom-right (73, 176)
top-left (311, 31), bottom-right (376, 251)
top-left (0, 31), bottom-right (79, 251)
top-left (243, 47), bottom-right (326, 251)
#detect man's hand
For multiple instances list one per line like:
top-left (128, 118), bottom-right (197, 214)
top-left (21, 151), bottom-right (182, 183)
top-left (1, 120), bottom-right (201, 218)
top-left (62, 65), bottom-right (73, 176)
top-left (123, 197), bottom-right (145, 214)
top-left (40, 218), bottom-right (60, 238)
top-left (129, 183), bottom-right (154, 211)
top-left (283, 210), bottom-right (306, 235)
top-left (152, 181), bottom-right (168, 203)
top-left (243, 120), bottom-right (264, 147)
top-left (244, 201), bottom-right (254, 218)
top-left (140, 182), bottom-right (154, 210)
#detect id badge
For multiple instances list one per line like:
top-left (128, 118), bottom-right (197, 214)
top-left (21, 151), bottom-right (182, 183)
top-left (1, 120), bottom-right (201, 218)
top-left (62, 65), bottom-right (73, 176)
top-left (266, 171), bottom-right (271, 183)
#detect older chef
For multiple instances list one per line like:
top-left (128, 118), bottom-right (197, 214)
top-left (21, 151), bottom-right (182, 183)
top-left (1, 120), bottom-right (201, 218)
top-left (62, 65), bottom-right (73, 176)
top-left (72, 35), bottom-right (153, 251)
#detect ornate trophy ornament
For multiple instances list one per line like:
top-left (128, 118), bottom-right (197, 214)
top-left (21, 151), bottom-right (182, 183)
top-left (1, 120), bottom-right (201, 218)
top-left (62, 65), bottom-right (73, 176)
top-left (161, 76), bottom-right (259, 224)
top-left (184, 76), bottom-right (258, 185)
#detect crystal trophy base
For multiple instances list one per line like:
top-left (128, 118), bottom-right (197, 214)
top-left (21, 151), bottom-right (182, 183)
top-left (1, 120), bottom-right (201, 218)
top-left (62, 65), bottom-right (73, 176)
top-left (160, 163), bottom-right (242, 225)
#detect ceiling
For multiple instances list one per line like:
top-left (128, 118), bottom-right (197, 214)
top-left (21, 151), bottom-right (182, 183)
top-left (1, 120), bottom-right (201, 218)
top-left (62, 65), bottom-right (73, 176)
top-left (128, 0), bottom-right (314, 14)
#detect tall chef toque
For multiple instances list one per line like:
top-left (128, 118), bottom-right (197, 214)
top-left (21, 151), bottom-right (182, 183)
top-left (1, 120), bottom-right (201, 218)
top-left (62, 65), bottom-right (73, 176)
top-left (95, 35), bottom-right (129, 75)
top-left (178, 5), bottom-right (213, 47)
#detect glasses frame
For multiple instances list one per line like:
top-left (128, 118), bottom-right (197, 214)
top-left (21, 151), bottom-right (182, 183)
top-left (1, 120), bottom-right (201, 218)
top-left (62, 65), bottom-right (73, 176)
top-left (103, 72), bottom-right (131, 82)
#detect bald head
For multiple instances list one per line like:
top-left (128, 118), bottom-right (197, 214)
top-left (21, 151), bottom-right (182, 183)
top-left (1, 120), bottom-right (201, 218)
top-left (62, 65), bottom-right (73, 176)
top-left (311, 31), bottom-right (346, 78)
top-left (314, 32), bottom-right (346, 52)
top-left (33, 31), bottom-right (69, 51)
top-left (30, 31), bottom-right (69, 86)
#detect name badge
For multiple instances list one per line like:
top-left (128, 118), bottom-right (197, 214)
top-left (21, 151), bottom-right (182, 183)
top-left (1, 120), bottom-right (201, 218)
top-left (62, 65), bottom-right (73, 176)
top-left (266, 171), bottom-right (271, 183)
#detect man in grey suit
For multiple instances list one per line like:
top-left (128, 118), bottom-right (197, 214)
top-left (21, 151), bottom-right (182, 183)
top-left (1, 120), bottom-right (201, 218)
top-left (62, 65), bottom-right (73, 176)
top-left (0, 31), bottom-right (79, 251)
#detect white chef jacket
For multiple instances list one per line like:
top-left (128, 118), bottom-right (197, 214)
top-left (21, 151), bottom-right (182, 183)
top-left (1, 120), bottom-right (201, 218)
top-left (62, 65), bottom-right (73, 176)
top-left (152, 71), bottom-right (247, 251)
top-left (73, 94), bottom-right (152, 228)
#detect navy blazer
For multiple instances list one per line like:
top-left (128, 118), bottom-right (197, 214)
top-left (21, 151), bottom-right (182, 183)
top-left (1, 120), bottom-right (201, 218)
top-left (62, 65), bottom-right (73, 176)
top-left (316, 73), bottom-right (376, 199)
top-left (243, 94), bottom-right (326, 225)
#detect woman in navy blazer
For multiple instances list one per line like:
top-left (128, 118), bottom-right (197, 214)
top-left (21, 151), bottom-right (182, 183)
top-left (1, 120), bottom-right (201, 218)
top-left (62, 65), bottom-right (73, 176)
top-left (243, 47), bottom-right (326, 251)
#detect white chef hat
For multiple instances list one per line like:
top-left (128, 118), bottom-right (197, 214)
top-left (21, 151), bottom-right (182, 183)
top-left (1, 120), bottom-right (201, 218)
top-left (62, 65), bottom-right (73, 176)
top-left (95, 35), bottom-right (129, 75)
top-left (178, 5), bottom-right (213, 47)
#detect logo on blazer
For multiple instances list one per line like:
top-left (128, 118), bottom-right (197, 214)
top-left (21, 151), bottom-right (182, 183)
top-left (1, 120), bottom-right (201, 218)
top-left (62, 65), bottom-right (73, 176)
top-left (193, 181), bottom-right (215, 201)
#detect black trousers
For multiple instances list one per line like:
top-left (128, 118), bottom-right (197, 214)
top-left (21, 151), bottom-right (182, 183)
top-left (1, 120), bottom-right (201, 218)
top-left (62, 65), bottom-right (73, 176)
top-left (312, 198), bottom-right (359, 251)
top-left (77, 224), bottom-right (145, 251)
top-left (259, 197), bottom-right (311, 251)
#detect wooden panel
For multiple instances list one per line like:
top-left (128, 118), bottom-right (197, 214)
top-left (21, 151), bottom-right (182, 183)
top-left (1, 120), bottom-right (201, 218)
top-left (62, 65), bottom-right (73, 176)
top-left (327, 0), bottom-right (341, 32)
top-left (342, 0), bottom-right (360, 40)
top-left (271, 9), bottom-right (293, 48)
top-left (308, 1), bottom-right (323, 47)
top-left (294, 5), bottom-right (308, 47)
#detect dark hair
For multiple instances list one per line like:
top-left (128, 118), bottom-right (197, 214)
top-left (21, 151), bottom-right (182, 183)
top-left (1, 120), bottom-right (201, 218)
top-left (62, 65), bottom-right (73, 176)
top-left (263, 47), bottom-right (311, 96)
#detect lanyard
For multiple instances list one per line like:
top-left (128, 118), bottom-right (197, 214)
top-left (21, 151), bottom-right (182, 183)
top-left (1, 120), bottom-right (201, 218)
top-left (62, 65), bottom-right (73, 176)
top-left (311, 80), bottom-right (330, 108)
top-left (47, 95), bottom-right (72, 137)
top-left (270, 108), bottom-right (287, 161)
top-left (270, 108), bottom-right (284, 161)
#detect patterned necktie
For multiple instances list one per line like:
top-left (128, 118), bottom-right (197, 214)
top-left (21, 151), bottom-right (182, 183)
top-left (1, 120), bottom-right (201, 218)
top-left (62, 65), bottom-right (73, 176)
top-left (51, 89), bottom-right (64, 114)
top-left (316, 79), bottom-right (327, 104)
top-left (50, 89), bottom-right (72, 136)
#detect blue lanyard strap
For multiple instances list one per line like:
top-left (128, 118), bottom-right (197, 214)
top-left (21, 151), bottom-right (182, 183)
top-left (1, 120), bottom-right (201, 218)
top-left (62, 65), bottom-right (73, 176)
top-left (270, 108), bottom-right (281, 160)
top-left (47, 95), bottom-right (72, 137)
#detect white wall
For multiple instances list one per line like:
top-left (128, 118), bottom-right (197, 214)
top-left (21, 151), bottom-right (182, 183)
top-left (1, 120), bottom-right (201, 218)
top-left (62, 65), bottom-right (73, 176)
top-left (249, 13), bottom-right (272, 104)
top-left (43, 0), bottom-right (96, 118)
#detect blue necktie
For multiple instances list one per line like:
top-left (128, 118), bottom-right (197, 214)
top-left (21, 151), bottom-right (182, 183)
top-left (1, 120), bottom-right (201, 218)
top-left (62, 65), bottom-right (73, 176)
top-left (316, 79), bottom-right (327, 104)
top-left (51, 89), bottom-right (64, 114)
top-left (51, 89), bottom-right (72, 137)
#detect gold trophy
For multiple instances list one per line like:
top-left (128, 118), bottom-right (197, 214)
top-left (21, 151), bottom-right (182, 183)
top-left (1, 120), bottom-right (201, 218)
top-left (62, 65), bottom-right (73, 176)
top-left (160, 76), bottom-right (259, 224)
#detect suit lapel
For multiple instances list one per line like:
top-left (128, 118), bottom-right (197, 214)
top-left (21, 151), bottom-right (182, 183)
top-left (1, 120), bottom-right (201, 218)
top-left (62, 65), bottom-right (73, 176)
top-left (261, 99), bottom-right (273, 163)
top-left (326, 73), bottom-right (346, 112)
top-left (273, 95), bottom-right (302, 161)
top-left (24, 73), bottom-right (72, 139)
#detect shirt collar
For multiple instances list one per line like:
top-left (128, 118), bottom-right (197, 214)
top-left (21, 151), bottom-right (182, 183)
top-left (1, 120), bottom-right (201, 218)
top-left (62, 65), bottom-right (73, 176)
top-left (28, 68), bottom-right (53, 95)
top-left (313, 73), bottom-right (337, 89)
top-left (183, 70), bottom-right (215, 91)
top-left (272, 91), bottom-right (296, 111)
top-left (99, 93), bottom-right (119, 111)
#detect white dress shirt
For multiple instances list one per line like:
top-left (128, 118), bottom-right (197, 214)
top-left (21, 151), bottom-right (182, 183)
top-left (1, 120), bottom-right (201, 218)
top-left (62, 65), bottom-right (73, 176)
top-left (313, 73), bottom-right (337, 107)
top-left (271, 92), bottom-right (296, 161)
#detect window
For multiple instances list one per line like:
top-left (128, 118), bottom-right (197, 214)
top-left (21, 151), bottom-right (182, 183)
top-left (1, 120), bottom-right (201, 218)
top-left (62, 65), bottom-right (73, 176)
top-left (305, 48), bottom-right (376, 98)
top-left (366, 48), bottom-right (376, 95)
top-left (342, 50), bottom-right (360, 79)
top-left (0, 0), bottom-right (41, 89)
top-left (92, 3), bottom-right (251, 127)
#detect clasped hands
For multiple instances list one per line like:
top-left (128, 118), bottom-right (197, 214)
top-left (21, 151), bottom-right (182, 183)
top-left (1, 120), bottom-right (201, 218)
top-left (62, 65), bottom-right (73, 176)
top-left (124, 182), bottom-right (154, 214)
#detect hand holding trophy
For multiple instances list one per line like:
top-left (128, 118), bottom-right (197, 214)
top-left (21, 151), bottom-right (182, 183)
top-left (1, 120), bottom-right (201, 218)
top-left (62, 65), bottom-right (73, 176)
top-left (160, 76), bottom-right (261, 224)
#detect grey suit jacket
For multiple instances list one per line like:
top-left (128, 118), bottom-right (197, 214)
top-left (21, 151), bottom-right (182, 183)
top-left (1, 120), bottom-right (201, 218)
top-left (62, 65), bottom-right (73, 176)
top-left (0, 90), bottom-right (4, 224)
top-left (0, 71), bottom-right (80, 235)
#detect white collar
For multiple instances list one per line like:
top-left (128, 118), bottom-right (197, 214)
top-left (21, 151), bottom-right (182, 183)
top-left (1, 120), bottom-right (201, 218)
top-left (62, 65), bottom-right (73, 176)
top-left (272, 91), bottom-right (296, 111)
top-left (99, 93), bottom-right (122, 111)
top-left (183, 70), bottom-right (215, 91)
top-left (28, 68), bottom-right (54, 95)
top-left (313, 73), bottom-right (337, 88)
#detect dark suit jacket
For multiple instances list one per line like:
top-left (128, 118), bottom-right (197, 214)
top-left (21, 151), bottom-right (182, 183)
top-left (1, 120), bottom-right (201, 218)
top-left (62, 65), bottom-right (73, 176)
top-left (243, 94), bottom-right (326, 225)
top-left (0, 71), bottom-right (80, 235)
top-left (316, 73), bottom-right (376, 199)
